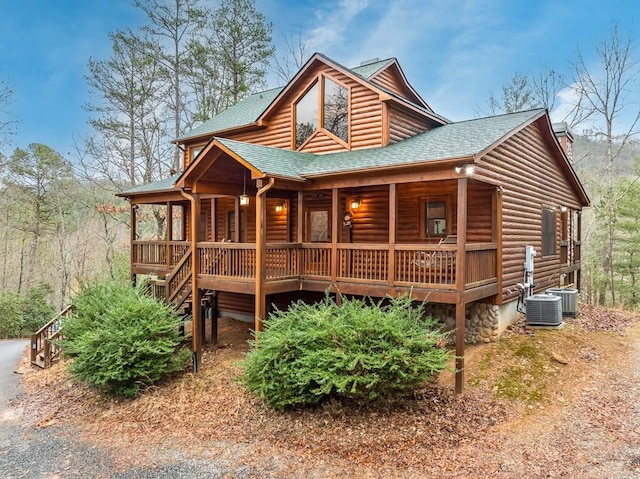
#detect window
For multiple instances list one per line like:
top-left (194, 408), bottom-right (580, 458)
top-left (188, 145), bottom-right (204, 164)
top-left (542, 207), bottom-right (556, 256)
top-left (295, 82), bottom-right (318, 148)
top-left (294, 76), bottom-right (348, 149)
top-left (323, 78), bottom-right (348, 142)
top-left (420, 197), bottom-right (449, 239)
top-left (227, 210), bottom-right (245, 242)
top-left (172, 205), bottom-right (184, 240)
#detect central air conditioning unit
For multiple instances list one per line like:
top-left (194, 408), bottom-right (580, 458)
top-left (525, 294), bottom-right (563, 326)
top-left (545, 288), bottom-right (578, 316)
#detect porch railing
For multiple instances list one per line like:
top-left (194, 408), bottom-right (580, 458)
top-left (134, 240), bottom-right (497, 290)
top-left (132, 240), bottom-right (190, 268)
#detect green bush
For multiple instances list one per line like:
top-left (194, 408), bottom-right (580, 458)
top-left (60, 281), bottom-right (189, 398)
top-left (21, 283), bottom-right (56, 334)
top-left (0, 284), bottom-right (56, 338)
top-left (240, 294), bottom-right (452, 410)
top-left (0, 292), bottom-right (23, 339)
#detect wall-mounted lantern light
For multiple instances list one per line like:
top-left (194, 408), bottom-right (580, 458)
top-left (350, 197), bottom-right (362, 210)
top-left (275, 201), bottom-right (286, 212)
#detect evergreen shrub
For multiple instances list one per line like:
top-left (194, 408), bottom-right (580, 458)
top-left (60, 281), bottom-right (189, 398)
top-left (0, 284), bottom-right (56, 338)
top-left (241, 294), bottom-right (451, 410)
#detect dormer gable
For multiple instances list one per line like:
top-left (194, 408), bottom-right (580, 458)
top-left (176, 53), bottom-right (449, 164)
top-left (351, 57), bottom-right (431, 112)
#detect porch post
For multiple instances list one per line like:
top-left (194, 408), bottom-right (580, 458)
top-left (211, 198), bottom-right (217, 242)
top-left (190, 193), bottom-right (202, 371)
top-left (166, 202), bottom-right (173, 268)
top-left (297, 191), bottom-right (304, 279)
top-left (455, 177), bottom-right (468, 394)
top-left (130, 203), bottom-right (137, 286)
top-left (388, 183), bottom-right (397, 287)
top-left (234, 196), bottom-right (241, 243)
top-left (254, 178), bottom-right (274, 340)
top-left (331, 188), bottom-right (339, 285)
top-left (297, 191), bottom-right (304, 243)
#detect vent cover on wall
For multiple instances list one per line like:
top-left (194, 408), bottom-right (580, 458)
top-left (525, 294), bottom-right (563, 326)
top-left (545, 288), bottom-right (578, 316)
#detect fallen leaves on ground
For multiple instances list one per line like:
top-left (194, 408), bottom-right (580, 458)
top-left (16, 304), bottom-right (640, 479)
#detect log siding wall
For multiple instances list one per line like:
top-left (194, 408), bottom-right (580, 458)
top-left (480, 120), bottom-right (583, 303)
top-left (388, 104), bottom-right (434, 143)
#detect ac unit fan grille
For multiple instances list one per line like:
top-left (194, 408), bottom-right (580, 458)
top-left (526, 295), bottom-right (563, 326)
top-left (545, 288), bottom-right (578, 316)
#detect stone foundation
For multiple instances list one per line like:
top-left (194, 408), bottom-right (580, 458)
top-left (423, 302), bottom-right (500, 344)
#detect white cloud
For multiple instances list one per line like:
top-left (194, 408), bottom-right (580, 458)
top-left (306, 0), bottom-right (370, 53)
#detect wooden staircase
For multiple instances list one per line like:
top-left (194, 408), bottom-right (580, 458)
top-left (145, 247), bottom-right (218, 340)
top-left (30, 305), bottom-right (74, 368)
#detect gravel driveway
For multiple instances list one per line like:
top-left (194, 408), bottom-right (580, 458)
top-left (0, 340), bottom-right (254, 479)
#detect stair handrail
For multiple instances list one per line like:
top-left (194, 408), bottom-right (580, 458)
top-left (31, 304), bottom-right (75, 367)
top-left (164, 247), bottom-right (192, 307)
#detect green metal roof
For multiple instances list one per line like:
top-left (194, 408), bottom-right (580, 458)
top-left (118, 173), bottom-right (182, 196)
top-left (121, 109), bottom-right (543, 196)
top-left (216, 137), bottom-right (314, 181)
top-left (349, 58), bottom-right (395, 79)
top-left (177, 87), bottom-right (283, 141)
top-left (300, 109), bottom-right (544, 176)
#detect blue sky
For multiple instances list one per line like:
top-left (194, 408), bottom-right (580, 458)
top-left (0, 0), bottom-right (638, 159)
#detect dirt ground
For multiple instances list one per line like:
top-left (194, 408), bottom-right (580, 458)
top-left (16, 304), bottom-right (640, 478)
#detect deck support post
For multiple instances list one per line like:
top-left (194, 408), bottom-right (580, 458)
top-left (130, 202), bottom-right (137, 286)
top-left (166, 202), bottom-right (173, 268)
top-left (180, 190), bottom-right (202, 372)
top-left (455, 177), bottom-right (468, 394)
top-left (254, 178), bottom-right (275, 343)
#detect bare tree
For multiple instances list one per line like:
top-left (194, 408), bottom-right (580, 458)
top-left (273, 29), bottom-right (312, 84)
top-left (567, 24), bottom-right (640, 306)
top-left (0, 77), bottom-right (16, 149)
top-left (85, 30), bottom-right (171, 187)
top-left (482, 68), bottom-right (565, 116)
top-left (134, 0), bottom-right (208, 171)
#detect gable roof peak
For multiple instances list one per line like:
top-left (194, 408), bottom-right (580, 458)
top-left (360, 57), bottom-right (381, 66)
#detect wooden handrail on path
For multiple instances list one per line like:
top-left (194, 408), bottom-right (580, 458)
top-left (30, 304), bottom-right (75, 368)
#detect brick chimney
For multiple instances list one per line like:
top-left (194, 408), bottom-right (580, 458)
top-left (553, 122), bottom-right (574, 162)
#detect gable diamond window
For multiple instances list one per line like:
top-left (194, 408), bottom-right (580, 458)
top-left (295, 81), bottom-right (319, 149)
top-left (294, 76), bottom-right (349, 149)
top-left (323, 78), bottom-right (348, 143)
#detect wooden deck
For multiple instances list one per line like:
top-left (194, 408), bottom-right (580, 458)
top-left (132, 240), bottom-right (499, 302)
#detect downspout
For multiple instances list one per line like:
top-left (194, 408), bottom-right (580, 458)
top-left (180, 188), bottom-right (201, 373)
top-left (255, 177), bottom-right (275, 342)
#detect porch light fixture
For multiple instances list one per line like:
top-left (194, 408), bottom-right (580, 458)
top-left (275, 201), bottom-right (286, 212)
top-left (240, 170), bottom-right (250, 206)
top-left (455, 164), bottom-right (474, 175)
top-left (560, 205), bottom-right (568, 212)
top-left (350, 197), bottom-right (362, 210)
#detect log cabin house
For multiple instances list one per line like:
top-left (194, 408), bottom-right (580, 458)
top-left (118, 53), bottom-right (589, 392)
